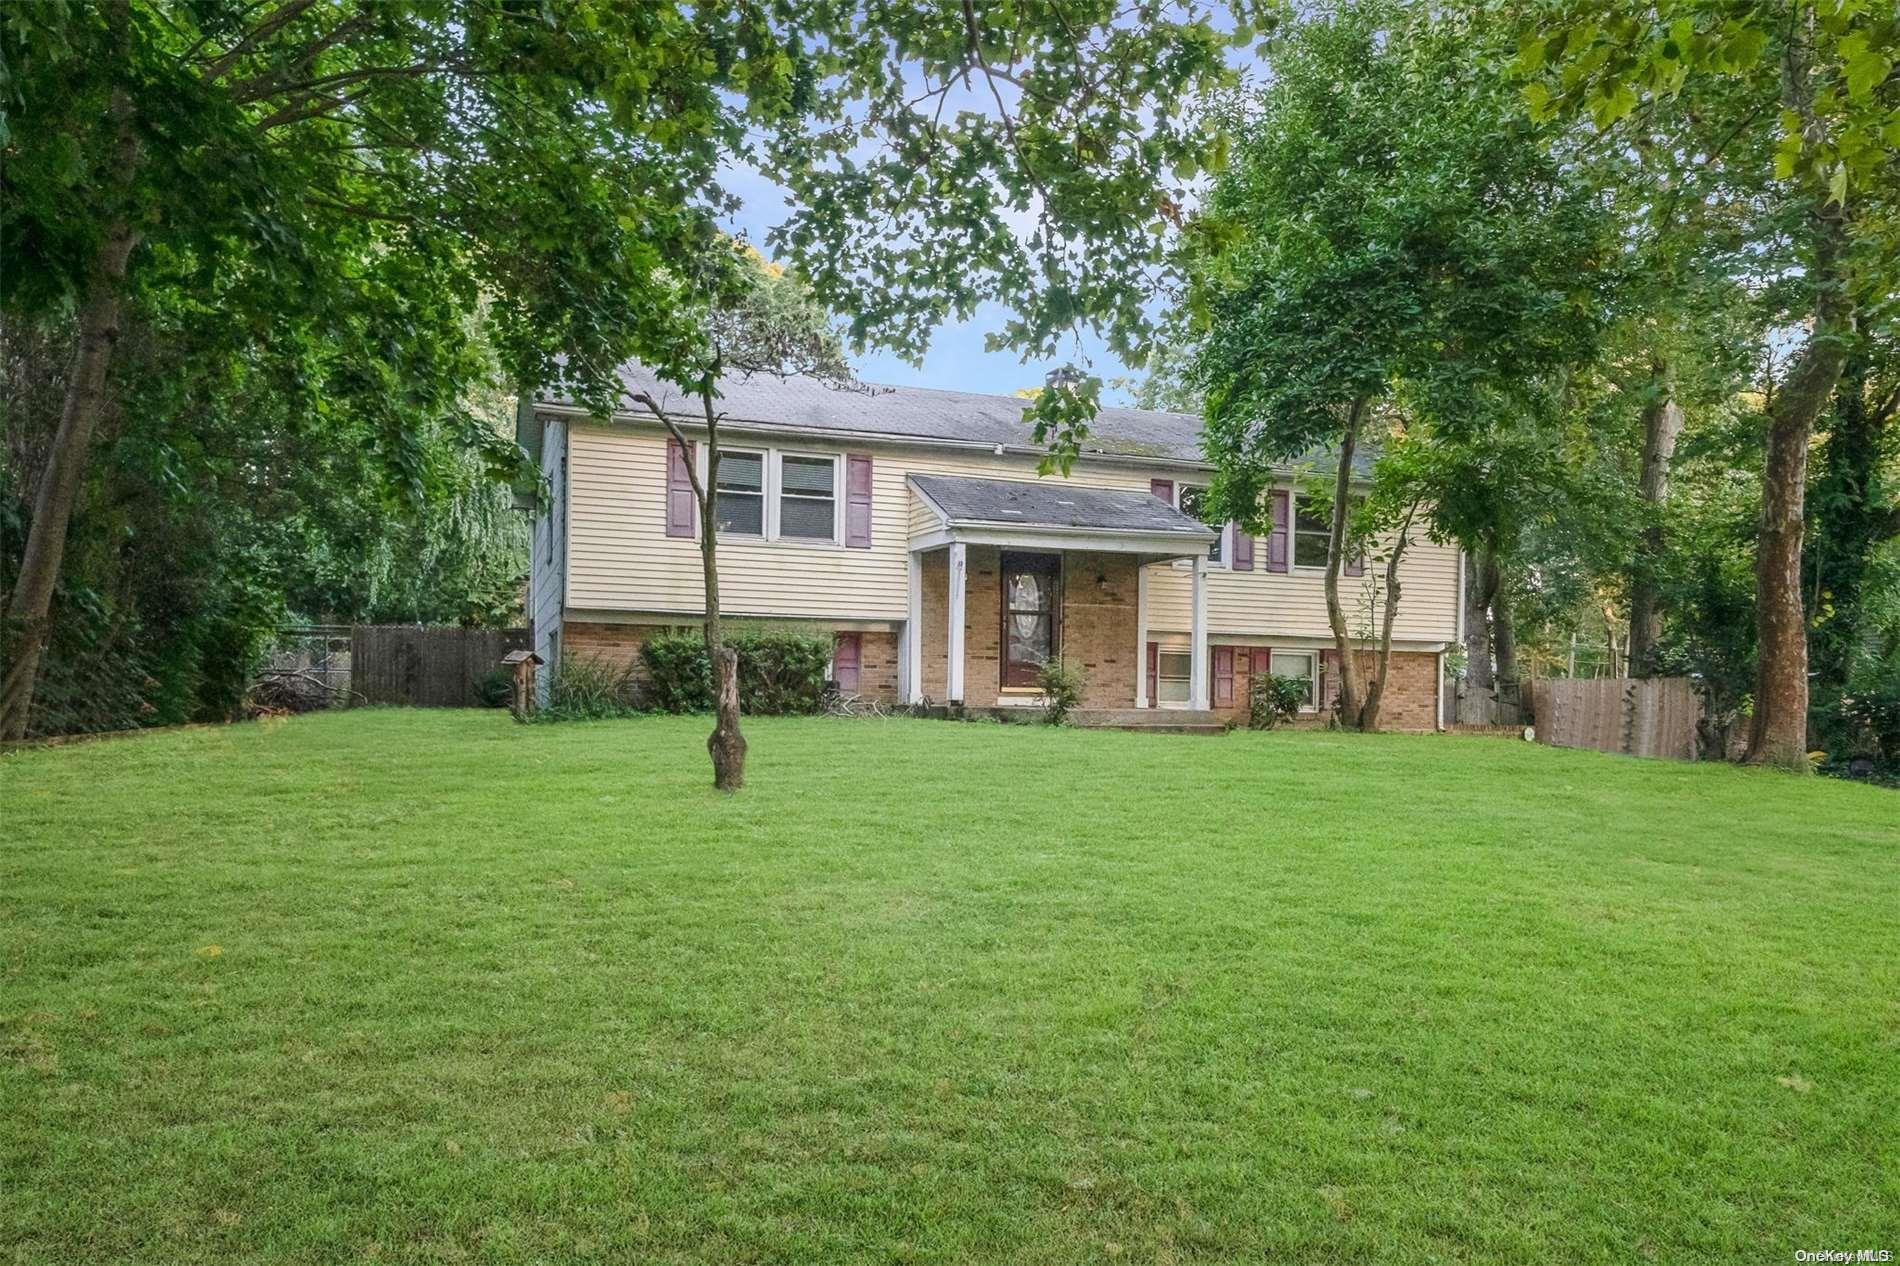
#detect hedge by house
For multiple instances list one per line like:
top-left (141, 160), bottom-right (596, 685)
top-left (639, 627), bottom-right (833, 716)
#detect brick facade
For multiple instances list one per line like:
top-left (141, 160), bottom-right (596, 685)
top-left (915, 546), bottom-right (1141, 708)
top-left (566, 561), bottom-right (1441, 728)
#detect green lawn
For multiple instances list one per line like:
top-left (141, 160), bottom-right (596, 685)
top-left (3, 712), bottom-right (1895, 1263)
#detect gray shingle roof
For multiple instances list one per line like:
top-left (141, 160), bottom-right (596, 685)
top-left (910, 474), bottom-right (1215, 538)
top-left (544, 363), bottom-right (1371, 475)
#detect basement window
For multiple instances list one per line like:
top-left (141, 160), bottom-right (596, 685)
top-left (1156, 650), bottom-right (1192, 706)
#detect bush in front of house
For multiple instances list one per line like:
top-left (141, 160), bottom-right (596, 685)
top-left (638, 626), bottom-right (832, 716)
top-left (1037, 657), bottom-right (1087, 725)
top-left (540, 653), bottom-right (640, 721)
top-left (1250, 673), bottom-right (1310, 730)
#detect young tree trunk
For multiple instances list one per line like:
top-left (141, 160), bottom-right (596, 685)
top-left (1627, 364), bottom-right (1684, 678)
top-left (1358, 503), bottom-right (1418, 734)
top-left (1324, 399), bottom-right (1368, 728)
top-left (692, 382), bottom-right (746, 791)
top-left (634, 378), bottom-right (746, 790)
top-left (0, 221), bottom-right (141, 742)
top-left (1747, 32), bottom-right (1857, 771)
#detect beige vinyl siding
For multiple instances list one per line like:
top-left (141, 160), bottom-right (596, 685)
top-left (566, 423), bottom-right (1151, 620)
top-left (564, 418), bottom-right (1460, 643)
top-left (909, 487), bottom-right (942, 537)
top-left (1144, 535), bottom-right (1461, 642)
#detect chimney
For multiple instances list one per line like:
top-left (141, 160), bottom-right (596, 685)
top-left (1045, 365), bottom-right (1083, 390)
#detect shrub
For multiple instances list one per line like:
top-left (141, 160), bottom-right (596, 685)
top-left (1037, 657), bottom-right (1087, 725)
top-left (640, 629), bottom-right (715, 713)
top-left (639, 625), bottom-right (832, 716)
top-left (474, 667), bottom-right (513, 708)
top-left (539, 653), bottom-right (639, 721)
top-left (1250, 673), bottom-right (1310, 730)
top-left (734, 627), bottom-right (831, 715)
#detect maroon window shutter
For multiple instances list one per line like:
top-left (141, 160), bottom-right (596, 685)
top-left (665, 438), bottom-right (695, 538)
top-left (1232, 524), bottom-right (1254, 571)
top-left (1150, 478), bottom-right (1174, 504)
top-left (845, 454), bottom-right (873, 548)
top-left (1212, 646), bottom-right (1234, 708)
top-left (833, 632), bottom-right (862, 691)
top-left (1320, 648), bottom-right (1338, 712)
top-left (1267, 490), bottom-right (1290, 572)
top-left (1146, 641), bottom-right (1159, 708)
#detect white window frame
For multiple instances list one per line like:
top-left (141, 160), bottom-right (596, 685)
top-left (772, 449), bottom-right (842, 545)
top-left (1289, 490), bottom-right (1370, 575)
top-left (1172, 484), bottom-right (1229, 569)
top-left (1269, 649), bottom-right (1319, 711)
top-left (709, 445), bottom-right (768, 540)
top-left (1290, 493), bottom-right (1332, 574)
top-left (1156, 648), bottom-right (1193, 708)
top-left (697, 444), bottom-right (845, 547)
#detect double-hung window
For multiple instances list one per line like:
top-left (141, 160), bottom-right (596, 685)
top-left (1177, 485), bottom-right (1225, 564)
top-left (1293, 505), bottom-right (1331, 570)
top-left (715, 450), bottom-right (766, 537)
top-left (1270, 650), bottom-right (1318, 710)
top-left (778, 454), bottom-right (837, 541)
top-left (1156, 650), bottom-right (1193, 705)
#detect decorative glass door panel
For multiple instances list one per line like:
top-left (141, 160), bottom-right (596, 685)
top-left (1000, 553), bottom-right (1060, 689)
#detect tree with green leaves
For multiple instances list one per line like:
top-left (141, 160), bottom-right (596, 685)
top-left (2, 0), bottom-right (1264, 765)
top-left (1179, 2), bottom-right (1612, 730)
top-left (1515, 0), bottom-right (1900, 769)
top-left (626, 248), bottom-right (853, 792)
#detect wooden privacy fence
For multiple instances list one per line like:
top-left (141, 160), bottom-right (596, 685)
top-left (1528, 676), bottom-right (1702, 761)
top-left (350, 625), bottom-right (529, 707)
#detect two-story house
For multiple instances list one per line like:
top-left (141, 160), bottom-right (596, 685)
top-left (522, 366), bottom-right (1461, 729)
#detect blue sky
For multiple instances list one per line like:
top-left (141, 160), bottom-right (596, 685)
top-left (718, 162), bottom-right (1140, 405)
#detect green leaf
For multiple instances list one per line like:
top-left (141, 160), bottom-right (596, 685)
top-left (1844, 50), bottom-right (1891, 99)
top-left (1828, 161), bottom-right (1848, 206)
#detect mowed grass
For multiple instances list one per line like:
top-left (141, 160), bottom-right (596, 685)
top-left (2, 712), bottom-right (1896, 1264)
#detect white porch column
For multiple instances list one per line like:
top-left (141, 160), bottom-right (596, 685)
top-left (947, 542), bottom-right (967, 704)
top-left (1135, 561), bottom-right (1149, 708)
top-left (1189, 557), bottom-right (1209, 710)
top-left (903, 551), bottom-right (923, 704)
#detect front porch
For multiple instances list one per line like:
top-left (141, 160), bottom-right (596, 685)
top-left (899, 475), bottom-right (1216, 712)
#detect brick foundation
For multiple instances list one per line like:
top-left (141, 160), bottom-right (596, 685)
top-left (563, 620), bottom-right (901, 705)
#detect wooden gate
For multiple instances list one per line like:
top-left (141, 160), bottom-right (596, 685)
top-left (1528, 677), bottom-right (1702, 761)
top-left (349, 625), bottom-right (529, 707)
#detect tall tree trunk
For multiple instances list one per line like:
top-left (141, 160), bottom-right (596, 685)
top-left (1747, 26), bottom-right (1858, 771)
top-left (1488, 556), bottom-right (1518, 717)
top-left (1324, 399), bottom-right (1368, 728)
top-left (1627, 362), bottom-right (1684, 678)
top-left (1, 220), bottom-right (141, 740)
top-left (1458, 548), bottom-right (1493, 724)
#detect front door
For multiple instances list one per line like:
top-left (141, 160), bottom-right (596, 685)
top-left (1000, 552), bottom-right (1061, 689)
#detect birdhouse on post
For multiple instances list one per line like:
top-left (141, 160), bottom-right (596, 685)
top-left (501, 650), bottom-right (544, 722)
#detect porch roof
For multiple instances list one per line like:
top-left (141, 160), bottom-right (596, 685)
top-left (908, 474), bottom-right (1216, 556)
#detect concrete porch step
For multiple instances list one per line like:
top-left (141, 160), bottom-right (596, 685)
top-left (1069, 708), bottom-right (1228, 733)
